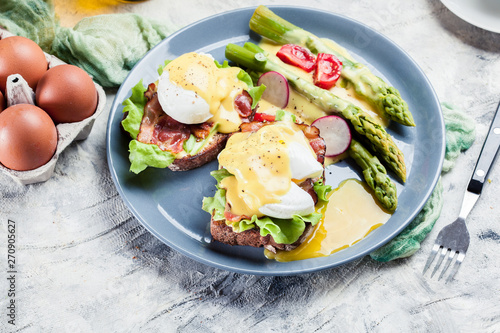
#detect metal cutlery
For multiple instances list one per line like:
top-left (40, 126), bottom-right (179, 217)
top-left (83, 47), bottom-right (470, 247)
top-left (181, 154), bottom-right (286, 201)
top-left (423, 100), bottom-right (500, 282)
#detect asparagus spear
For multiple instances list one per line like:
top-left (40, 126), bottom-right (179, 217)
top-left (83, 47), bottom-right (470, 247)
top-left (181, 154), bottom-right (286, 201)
top-left (348, 139), bottom-right (398, 211)
top-left (225, 42), bottom-right (406, 182)
top-left (249, 5), bottom-right (415, 127)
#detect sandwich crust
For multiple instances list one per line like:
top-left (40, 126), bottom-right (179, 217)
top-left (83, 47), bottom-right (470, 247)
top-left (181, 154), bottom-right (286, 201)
top-left (210, 216), bottom-right (314, 253)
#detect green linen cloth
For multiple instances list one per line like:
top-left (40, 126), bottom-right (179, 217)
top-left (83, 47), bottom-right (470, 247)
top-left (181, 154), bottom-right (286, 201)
top-left (0, 0), bottom-right (177, 87)
top-left (0, 0), bottom-right (477, 261)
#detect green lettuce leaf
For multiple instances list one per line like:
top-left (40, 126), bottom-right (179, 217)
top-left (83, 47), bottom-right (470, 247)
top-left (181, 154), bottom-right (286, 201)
top-left (275, 109), bottom-right (297, 123)
top-left (202, 188), bottom-right (227, 221)
top-left (230, 214), bottom-right (258, 233)
top-left (210, 168), bottom-right (233, 185)
top-left (121, 80), bottom-right (147, 139)
top-left (313, 179), bottom-right (332, 202)
top-left (236, 69), bottom-right (266, 109)
top-left (121, 79), bottom-right (176, 173)
top-left (237, 69), bottom-right (254, 88)
top-left (183, 124), bottom-right (219, 156)
top-left (217, 61), bottom-right (266, 109)
top-left (296, 212), bottom-right (322, 225)
top-left (247, 85), bottom-right (267, 109)
top-left (254, 216), bottom-right (305, 244)
top-left (157, 59), bottom-right (172, 75)
top-left (215, 59), bottom-right (230, 68)
top-left (202, 171), bottom-right (324, 244)
top-left (128, 140), bottom-right (176, 174)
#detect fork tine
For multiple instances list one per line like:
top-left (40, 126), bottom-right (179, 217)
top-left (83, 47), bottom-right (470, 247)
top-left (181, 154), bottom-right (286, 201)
top-left (438, 250), bottom-right (457, 281)
top-left (431, 247), bottom-right (449, 278)
top-left (446, 252), bottom-right (466, 283)
top-left (423, 243), bottom-right (441, 275)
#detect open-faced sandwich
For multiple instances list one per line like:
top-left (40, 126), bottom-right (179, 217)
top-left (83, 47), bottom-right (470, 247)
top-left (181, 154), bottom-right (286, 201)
top-left (121, 52), bottom-right (266, 173)
top-left (202, 111), bottom-right (331, 253)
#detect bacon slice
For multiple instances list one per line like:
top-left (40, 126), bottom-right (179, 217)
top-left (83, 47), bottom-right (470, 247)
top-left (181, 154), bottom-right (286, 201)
top-left (296, 123), bottom-right (326, 164)
top-left (234, 91), bottom-right (253, 118)
top-left (223, 202), bottom-right (250, 223)
top-left (137, 83), bottom-right (253, 154)
top-left (239, 121), bottom-right (267, 133)
top-left (151, 114), bottom-right (190, 153)
top-left (298, 178), bottom-right (318, 205)
top-left (137, 92), bottom-right (190, 154)
top-left (189, 122), bottom-right (213, 140)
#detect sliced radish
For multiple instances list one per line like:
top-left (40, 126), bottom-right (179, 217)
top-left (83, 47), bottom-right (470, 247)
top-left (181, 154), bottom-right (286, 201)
top-left (312, 115), bottom-right (352, 157)
top-left (257, 71), bottom-right (289, 108)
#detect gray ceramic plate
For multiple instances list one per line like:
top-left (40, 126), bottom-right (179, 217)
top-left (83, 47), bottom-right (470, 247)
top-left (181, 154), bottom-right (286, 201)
top-left (106, 6), bottom-right (445, 275)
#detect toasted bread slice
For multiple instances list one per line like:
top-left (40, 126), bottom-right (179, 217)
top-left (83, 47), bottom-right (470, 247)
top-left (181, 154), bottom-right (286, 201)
top-left (210, 216), bottom-right (314, 253)
top-left (168, 133), bottom-right (228, 171)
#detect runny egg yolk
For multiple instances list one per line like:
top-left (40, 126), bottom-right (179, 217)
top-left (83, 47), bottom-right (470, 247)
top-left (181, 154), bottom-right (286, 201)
top-left (163, 52), bottom-right (248, 133)
top-left (218, 122), bottom-right (318, 217)
top-left (265, 179), bottom-right (391, 262)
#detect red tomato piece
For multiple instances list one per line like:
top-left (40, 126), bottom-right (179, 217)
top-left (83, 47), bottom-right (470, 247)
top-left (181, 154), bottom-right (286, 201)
top-left (313, 53), bottom-right (343, 90)
top-left (253, 113), bottom-right (276, 122)
top-left (276, 44), bottom-right (316, 72)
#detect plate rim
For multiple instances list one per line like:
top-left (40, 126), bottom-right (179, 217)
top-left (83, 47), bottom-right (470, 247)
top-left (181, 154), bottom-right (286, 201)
top-left (106, 5), bottom-right (445, 275)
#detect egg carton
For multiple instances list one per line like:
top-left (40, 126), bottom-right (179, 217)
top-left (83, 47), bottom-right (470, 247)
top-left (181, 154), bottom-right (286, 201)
top-left (0, 28), bottom-right (106, 185)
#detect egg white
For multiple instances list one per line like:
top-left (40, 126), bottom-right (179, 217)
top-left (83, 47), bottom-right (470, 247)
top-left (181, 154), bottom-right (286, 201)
top-left (258, 142), bottom-right (323, 219)
top-left (288, 141), bottom-right (323, 181)
top-left (157, 70), bottom-right (212, 124)
top-left (259, 182), bottom-right (315, 219)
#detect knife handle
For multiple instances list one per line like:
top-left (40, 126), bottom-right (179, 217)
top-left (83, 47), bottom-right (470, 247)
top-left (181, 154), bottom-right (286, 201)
top-left (467, 101), bottom-right (500, 194)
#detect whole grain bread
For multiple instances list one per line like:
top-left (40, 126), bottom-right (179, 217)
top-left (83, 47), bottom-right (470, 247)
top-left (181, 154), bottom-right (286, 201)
top-left (210, 216), bottom-right (314, 253)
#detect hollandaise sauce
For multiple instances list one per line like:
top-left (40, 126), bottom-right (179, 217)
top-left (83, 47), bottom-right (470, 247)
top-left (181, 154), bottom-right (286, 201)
top-left (162, 52), bottom-right (247, 133)
top-left (218, 122), bottom-right (316, 217)
top-left (265, 179), bottom-right (391, 262)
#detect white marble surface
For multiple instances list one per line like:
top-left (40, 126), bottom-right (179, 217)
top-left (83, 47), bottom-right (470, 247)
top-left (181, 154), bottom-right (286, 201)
top-left (1, 0), bottom-right (500, 332)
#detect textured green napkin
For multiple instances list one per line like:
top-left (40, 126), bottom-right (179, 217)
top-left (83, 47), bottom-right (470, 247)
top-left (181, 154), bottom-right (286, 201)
top-left (52, 15), bottom-right (177, 87)
top-left (0, 0), bottom-right (57, 51)
top-left (0, 0), bottom-right (177, 87)
top-left (0, 0), bottom-right (477, 261)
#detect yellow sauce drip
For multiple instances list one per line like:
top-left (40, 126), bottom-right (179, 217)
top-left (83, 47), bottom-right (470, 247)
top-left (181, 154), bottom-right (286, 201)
top-left (218, 122), bottom-right (314, 217)
top-left (165, 52), bottom-right (247, 133)
top-left (257, 40), bottom-right (388, 127)
top-left (265, 179), bottom-right (391, 262)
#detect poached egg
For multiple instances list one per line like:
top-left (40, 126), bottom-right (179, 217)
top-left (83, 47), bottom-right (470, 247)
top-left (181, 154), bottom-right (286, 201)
top-left (218, 121), bottom-right (323, 219)
top-left (156, 52), bottom-right (248, 133)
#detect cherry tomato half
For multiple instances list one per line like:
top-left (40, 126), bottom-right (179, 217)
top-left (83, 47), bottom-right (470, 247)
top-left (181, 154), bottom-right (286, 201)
top-left (313, 53), bottom-right (343, 90)
top-left (253, 112), bottom-right (276, 122)
top-left (276, 44), bottom-right (316, 72)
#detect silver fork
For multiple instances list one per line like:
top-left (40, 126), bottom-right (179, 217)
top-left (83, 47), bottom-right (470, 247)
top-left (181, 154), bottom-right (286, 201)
top-left (423, 100), bottom-right (500, 282)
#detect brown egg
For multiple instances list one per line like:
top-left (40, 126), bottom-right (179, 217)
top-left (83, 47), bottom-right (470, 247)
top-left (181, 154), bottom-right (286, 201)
top-left (0, 36), bottom-right (48, 93)
top-left (0, 90), bottom-right (4, 111)
top-left (0, 104), bottom-right (57, 171)
top-left (36, 64), bottom-right (98, 123)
